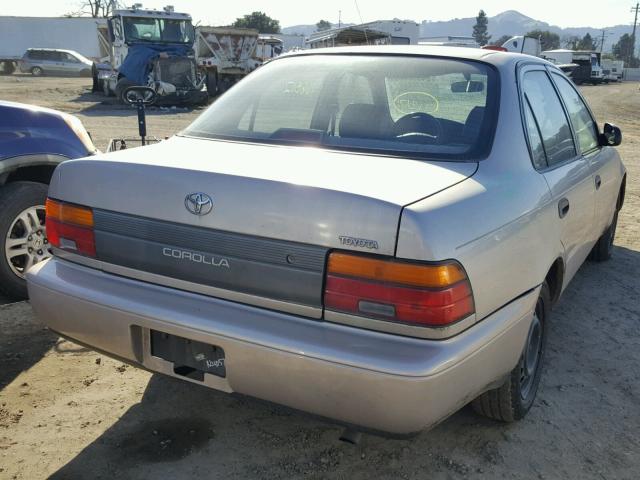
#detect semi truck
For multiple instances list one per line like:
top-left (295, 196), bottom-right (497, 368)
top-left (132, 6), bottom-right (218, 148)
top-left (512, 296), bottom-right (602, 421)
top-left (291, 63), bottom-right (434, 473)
top-left (0, 16), bottom-right (108, 75)
top-left (94, 5), bottom-right (207, 104)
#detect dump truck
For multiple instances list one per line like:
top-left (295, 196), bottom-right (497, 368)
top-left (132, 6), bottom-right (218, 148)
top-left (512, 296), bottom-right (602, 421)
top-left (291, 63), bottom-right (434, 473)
top-left (94, 5), bottom-right (207, 104)
top-left (194, 27), bottom-right (261, 97)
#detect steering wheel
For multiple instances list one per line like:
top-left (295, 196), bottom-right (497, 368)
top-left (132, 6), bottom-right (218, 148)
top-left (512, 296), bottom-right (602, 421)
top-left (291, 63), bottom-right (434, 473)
top-left (393, 112), bottom-right (443, 145)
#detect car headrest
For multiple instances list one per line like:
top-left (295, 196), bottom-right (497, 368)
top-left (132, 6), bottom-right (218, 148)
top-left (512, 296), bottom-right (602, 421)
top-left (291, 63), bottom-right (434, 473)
top-left (339, 104), bottom-right (391, 140)
top-left (463, 106), bottom-right (486, 143)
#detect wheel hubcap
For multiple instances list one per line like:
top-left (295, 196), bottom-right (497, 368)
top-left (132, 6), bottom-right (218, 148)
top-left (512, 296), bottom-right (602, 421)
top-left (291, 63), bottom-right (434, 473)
top-left (520, 306), bottom-right (543, 400)
top-left (4, 205), bottom-right (50, 279)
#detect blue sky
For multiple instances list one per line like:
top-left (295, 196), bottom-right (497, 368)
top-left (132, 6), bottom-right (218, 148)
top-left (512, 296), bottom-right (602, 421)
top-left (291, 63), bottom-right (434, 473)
top-left (2, 0), bottom-right (637, 29)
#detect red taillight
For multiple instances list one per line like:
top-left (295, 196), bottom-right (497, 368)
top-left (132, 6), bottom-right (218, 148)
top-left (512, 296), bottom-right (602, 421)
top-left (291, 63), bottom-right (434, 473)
top-left (324, 252), bottom-right (474, 327)
top-left (45, 199), bottom-right (96, 257)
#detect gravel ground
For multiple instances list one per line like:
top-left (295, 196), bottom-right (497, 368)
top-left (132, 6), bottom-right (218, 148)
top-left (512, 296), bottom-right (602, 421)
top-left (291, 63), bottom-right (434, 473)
top-left (0, 75), bottom-right (639, 480)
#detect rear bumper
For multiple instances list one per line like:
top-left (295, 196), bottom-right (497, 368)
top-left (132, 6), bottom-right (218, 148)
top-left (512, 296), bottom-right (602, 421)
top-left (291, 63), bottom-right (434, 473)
top-left (27, 258), bottom-right (538, 434)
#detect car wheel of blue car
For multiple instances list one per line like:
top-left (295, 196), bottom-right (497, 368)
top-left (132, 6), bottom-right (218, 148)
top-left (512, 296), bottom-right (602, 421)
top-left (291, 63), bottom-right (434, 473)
top-left (0, 182), bottom-right (50, 300)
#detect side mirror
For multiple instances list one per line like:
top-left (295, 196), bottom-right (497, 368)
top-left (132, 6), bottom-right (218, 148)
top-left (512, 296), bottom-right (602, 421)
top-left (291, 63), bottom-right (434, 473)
top-left (600, 123), bottom-right (622, 147)
top-left (451, 80), bottom-right (485, 93)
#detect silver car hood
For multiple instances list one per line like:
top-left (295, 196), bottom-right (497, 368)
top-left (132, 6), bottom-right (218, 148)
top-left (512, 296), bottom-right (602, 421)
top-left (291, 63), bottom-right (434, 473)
top-left (49, 136), bottom-right (477, 255)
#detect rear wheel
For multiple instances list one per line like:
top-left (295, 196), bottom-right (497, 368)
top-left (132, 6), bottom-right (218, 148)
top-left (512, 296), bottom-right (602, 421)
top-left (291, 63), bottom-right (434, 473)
top-left (0, 182), bottom-right (50, 300)
top-left (206, 71), bottom-right (218, 97)
top-left (102, 79), bottom-right (113, 97)
top-left (115, 77), bottom-right (136, 103)
top-left (472, 282), bottom-right (550, 422)
top-left (1, 61), bottom-right (16, 75)
top-left (31, 66), bottom-right (43, 76)
top-left (589, 210), bottom-right (618, 262)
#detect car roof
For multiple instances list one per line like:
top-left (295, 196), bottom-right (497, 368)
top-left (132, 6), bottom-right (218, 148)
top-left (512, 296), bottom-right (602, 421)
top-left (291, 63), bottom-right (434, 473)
top-left (27, 48), bottom-right (81, 55)
top-left (282, 45), bottom-right (551, 68)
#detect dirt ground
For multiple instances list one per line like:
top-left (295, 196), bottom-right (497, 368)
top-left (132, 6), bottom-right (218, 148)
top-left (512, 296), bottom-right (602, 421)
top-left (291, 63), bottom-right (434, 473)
top-left (0, 75), bottom-right (639, 480)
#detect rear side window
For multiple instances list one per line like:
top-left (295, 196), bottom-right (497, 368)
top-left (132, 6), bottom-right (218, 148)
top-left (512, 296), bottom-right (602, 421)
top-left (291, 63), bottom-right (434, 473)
top-left (522, 71), bottom-right (576, 168)
top-left (552, 73), bottom-right (599, 153)
top-left (523, 100), bottom-right (547, 170)
top-left (27, 50), bottom-right (45, 60)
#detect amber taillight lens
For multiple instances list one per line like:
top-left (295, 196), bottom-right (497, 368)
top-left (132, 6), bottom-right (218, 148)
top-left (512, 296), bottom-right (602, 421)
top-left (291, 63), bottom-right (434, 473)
top-left (324, 252), bottom-right (474, 327)
top-left (45, 198), bottom-right (96, 257)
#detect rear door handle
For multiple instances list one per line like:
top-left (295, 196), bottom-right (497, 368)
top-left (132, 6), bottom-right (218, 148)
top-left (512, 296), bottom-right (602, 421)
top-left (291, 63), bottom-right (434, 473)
top-left (595, 175), bottom-right (602, 190)
top-left (558, 198), bottom-right (570, 219)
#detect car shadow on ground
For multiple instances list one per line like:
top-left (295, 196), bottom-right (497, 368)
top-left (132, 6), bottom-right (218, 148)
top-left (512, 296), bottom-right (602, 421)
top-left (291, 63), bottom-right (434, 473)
top-left (0, 302), bottom-right (59, 389)
top-left (46, 246), bottom-right (640, 479)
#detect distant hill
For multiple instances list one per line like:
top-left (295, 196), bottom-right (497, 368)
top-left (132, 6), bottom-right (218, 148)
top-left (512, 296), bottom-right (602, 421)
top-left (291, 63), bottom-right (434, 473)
top-left (282, 10), bottom-right (636, 52)
top-left (420, 10), bottom-right (635, 52)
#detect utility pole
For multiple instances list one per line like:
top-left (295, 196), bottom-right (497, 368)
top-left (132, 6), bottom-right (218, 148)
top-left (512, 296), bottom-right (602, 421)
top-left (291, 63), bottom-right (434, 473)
top-left (600, 30), bottom-right (606, 53)
top-left (632, 2), bottom-right (639, 63)
top-left (338, 10), bottom-right (342, 29)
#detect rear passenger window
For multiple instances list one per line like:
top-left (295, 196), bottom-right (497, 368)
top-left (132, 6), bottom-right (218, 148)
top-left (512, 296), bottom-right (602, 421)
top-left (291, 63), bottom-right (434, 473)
top-left (552, 74), bottom-right (599, 153)
top-left (523, 100), bottom-right (547, 170)
top-left (523, 71), bottom-right (576, 168)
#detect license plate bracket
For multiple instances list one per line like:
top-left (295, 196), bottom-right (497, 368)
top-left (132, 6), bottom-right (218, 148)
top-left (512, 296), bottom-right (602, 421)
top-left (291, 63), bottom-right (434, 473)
top-left (150, 330), bottom-right (226, 380)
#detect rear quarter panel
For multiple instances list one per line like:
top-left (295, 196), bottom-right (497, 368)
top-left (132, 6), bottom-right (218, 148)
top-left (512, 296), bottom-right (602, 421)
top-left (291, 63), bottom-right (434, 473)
top-left (397, 59), bottom-right (564, 320)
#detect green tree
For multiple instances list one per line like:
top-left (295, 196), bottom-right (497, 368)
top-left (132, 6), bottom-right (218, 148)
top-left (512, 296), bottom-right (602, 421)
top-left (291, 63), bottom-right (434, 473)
top-left (495, 34), bottom-right (513, 46)
top-left (316, 20), bottom-right (332, 32)
top-left (577, 33), bottom-right (597, 51)
top-left (526, 30), bottom-right (560, 51)
top-left (613, 33), bottom-right (639, 67)
top-left (472, 10), bottom-right (491, 46)
top-left (562, 35), bottom-right (580, 49)
top-left (232, 12), bottom-right (281, 33)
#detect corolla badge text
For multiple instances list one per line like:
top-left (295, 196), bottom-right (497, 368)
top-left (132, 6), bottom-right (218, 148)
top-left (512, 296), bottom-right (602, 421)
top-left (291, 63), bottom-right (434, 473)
top-left (185, 192), bottom-right (213, 216)
top-left (163, 248), bottom-right (230, 268)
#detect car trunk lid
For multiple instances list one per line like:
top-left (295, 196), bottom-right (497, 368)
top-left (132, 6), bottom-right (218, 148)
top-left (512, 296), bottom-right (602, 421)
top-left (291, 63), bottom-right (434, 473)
top-left (49, 136), bottom-right (477, 314)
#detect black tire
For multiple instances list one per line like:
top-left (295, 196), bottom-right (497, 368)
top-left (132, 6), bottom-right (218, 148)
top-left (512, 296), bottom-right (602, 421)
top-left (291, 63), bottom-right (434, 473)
top-left (31, 66), bottom-right (44, 77)
top-left (115, 77), bottom-right (136, 103)
top-left (102, 79), bottom-right (113, 97)
top-left (472, 282), bottom-right (550, 422)
top-left (0, 182), bottom-right (49, 300)
top-left (589, 210), bottom-right (618, 262)
top-left (1, 61), bottom-right (16, 75)
top-left (206, 71), bottom-right (218, 97)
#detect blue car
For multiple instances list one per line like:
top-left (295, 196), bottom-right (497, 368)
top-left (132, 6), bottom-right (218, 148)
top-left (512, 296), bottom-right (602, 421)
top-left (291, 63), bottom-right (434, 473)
top-left (0, 101), bottom-right (97, 299)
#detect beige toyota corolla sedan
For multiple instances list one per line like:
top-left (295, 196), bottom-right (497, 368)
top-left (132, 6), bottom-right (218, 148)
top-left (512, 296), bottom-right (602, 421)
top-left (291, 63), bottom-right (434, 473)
top-left (27, 46), bottom-right (626, 435)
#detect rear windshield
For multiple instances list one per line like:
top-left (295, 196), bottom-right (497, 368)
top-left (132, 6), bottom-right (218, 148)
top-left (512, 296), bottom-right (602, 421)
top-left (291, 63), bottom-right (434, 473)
top-left (183, 54), bottom-right (499, 160)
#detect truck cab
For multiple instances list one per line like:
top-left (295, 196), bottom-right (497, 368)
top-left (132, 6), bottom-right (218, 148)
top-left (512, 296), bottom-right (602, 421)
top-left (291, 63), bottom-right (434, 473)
top-left (96, 5), bottom-right (206, 104)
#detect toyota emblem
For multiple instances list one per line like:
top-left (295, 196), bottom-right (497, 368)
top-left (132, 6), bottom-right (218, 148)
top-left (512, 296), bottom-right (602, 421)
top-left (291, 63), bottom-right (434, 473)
top-left (185, 193), bottom-right (213, 216)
